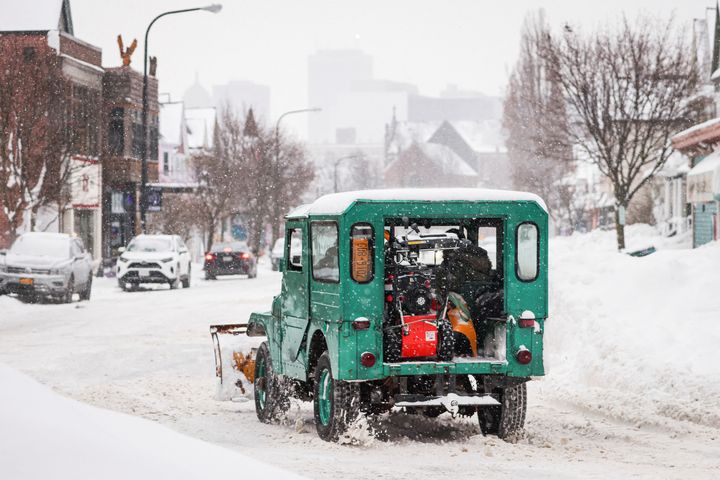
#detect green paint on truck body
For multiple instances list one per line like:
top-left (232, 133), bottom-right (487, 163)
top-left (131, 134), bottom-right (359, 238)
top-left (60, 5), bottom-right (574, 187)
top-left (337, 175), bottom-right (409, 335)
top-left (248, 195), bottom-right (548, 382)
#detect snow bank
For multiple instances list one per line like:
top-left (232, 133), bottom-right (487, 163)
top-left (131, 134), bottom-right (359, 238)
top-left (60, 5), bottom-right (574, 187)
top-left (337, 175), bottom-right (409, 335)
top-left (544, 225), bottom-right (720, 430)
top-left (0, 365), bottom-right (302, 480)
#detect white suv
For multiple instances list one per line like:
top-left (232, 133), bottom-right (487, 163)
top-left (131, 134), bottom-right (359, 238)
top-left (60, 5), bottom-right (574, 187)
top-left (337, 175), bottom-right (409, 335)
top-left (116, 234), bottom-right (191, 291)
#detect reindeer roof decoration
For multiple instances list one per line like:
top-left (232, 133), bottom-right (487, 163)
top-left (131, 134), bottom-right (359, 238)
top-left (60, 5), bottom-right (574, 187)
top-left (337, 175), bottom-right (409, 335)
top-left (117, 35), bottom-right (137, 67)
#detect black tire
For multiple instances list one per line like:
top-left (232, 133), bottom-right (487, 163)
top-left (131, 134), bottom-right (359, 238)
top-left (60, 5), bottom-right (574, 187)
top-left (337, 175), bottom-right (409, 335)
top-left (205, 271), bottom-right (216, 280)
top-left (63, 276), bottom-right (74, 304)
top-left (80, 276), bottom-right (92, 301)
top-left (478, 382), bottom-right (527, 441)
top-left (436, 316), bottom-right (455, 361)
top-left (254, 342), bottom-right (289, 423)
top-left (182, 265), bottom-right (191, 288)
top-left (313, 352), bottom-right (360, 442)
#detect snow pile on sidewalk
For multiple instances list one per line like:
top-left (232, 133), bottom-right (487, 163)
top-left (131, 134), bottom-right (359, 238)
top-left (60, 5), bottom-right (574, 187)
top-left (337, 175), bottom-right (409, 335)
top-left (0, 365), bottom-right (302, 480)
top-left (544, 225), bottom-right (720, 431)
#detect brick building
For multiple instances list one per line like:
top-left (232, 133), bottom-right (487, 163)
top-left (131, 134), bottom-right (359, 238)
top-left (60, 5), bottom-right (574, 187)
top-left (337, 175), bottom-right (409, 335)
top-left (101, 67), bottom-right (159, 259)
top-left (0, 0), bottom-right (161, 263)
top-left (0, 0), bottom-right (103, 256)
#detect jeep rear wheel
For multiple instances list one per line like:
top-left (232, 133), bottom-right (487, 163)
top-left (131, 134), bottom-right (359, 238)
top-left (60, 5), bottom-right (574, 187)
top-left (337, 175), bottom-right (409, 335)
top-left (478, 382), bottom-right (526, 441)
top-left (313, 352), bottom-right (359, 442)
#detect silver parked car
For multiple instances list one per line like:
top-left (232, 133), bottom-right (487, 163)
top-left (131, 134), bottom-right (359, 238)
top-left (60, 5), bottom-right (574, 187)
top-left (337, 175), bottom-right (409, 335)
top-left (0, 232), bottom-right (93, 303)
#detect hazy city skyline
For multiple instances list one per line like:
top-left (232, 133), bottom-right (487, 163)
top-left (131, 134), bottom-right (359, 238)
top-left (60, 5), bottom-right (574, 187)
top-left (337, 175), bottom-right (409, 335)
top-left (71, 0), bottom-right (715, 138)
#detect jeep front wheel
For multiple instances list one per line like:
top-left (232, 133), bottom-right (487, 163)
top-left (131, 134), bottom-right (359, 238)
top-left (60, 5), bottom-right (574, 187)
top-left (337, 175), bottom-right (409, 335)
top-left (313, 352), bottom-right (359, 442)
top-left (254, 342), bottom-right (287, 423)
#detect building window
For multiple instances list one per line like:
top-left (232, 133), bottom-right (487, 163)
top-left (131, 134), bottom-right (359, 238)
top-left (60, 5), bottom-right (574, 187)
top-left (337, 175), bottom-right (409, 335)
top-left (23, 47), bottom-right (36, 61)
top-left (149, 126), bottom-right (158, 161)
top-left (163, 152), bottom-right (170, 174)
top-left (110, 192), bottom-right (125, 214)
top-left (68, 85), bottom-right (100, 157)
top-left (108, 108), bottom-right (124, 155)
top-left (131, 122), bottom-right (143, 157)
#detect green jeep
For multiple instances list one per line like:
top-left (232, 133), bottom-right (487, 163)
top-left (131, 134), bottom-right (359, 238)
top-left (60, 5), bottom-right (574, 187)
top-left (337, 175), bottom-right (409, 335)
top-left (247, 188), bottom-right (548, 442)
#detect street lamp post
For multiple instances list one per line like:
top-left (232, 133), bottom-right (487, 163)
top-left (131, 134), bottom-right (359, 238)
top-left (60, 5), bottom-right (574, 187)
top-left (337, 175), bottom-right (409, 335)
top-left (333, 155), bottom-right (358, 193)
top-left (271, 108), bottom-right (320, 239)
top-left (139, 4), bottom-right (222, 233)
top-left (274, 108), bottom-right (322, 170)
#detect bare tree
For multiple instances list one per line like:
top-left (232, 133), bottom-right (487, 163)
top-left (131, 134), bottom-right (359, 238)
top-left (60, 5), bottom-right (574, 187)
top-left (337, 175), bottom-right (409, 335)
top-left (188, 106), bottom-right (314, 255)
top-left (268, 132), bottom-right (314, 244)
top-left (548, 15), bottom-right (699, 249)
top-left (147, 193), bottom-right (199, 242)
top-left (503, 11), bottom-right (575, 227)
top-left (190, 108), bottom-right (244, 252)
top-left (0, 41), bottom-right (72, 243)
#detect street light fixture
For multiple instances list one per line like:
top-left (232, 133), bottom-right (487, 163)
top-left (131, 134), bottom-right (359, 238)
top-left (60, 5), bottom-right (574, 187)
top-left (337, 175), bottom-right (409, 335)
top-left (139, 4), bottom-right (222, 233)
top-left (333, 155), bottom-right (359, 193)
top-left (274, 107), bottom-right (322, 167)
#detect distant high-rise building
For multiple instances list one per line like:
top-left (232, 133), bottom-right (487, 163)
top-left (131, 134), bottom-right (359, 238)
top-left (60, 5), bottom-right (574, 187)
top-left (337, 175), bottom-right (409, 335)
top-left (308, 49), bottom-right (415, 144)
top-left (213, 80), bottom-right (270, 124)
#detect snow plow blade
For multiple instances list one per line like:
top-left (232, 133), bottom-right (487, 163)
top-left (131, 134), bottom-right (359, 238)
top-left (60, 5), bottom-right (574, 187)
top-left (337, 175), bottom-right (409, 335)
top-left (210, 323), bottom-right (256, 393)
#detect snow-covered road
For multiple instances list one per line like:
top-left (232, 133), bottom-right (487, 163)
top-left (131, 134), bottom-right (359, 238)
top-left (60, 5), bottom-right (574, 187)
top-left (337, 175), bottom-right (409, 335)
top-left (1, 229), bottom-right (719, 479)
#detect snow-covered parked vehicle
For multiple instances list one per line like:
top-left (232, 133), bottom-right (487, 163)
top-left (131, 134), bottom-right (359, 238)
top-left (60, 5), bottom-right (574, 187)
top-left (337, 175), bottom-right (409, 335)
top-left (116, 234), bottom-right (191, 291)
top-left (0, 232), bottom-right (93, 303)
top-left (215, 188), bottom-right (548, 442)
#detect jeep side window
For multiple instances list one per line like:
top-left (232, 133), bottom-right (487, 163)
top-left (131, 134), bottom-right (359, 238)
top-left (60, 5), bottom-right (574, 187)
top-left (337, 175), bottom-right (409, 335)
top-left (287, 228), bottom-right (303, 271)
top-left (516, 222), bottom-right (538, 281)
top-left (311, 222), bottom-right (339, 283)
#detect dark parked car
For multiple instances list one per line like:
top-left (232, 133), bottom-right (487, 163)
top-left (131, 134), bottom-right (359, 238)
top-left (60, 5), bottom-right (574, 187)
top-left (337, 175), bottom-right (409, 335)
top-left (204, 242), bottom-right (257, 280)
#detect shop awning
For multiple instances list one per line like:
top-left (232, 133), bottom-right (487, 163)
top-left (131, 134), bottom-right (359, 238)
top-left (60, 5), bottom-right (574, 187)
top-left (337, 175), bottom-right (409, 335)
top-left (687, 151), bottom-right (720, 203)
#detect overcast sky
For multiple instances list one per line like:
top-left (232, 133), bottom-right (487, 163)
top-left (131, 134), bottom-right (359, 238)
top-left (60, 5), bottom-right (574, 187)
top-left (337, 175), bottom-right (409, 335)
top-left (72, 0), bottom-right (715, 137)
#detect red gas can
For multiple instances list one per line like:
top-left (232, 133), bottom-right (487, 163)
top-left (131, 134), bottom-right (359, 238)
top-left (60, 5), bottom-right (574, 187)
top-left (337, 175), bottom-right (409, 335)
top-left (400, 314), bottom-right (438, 358)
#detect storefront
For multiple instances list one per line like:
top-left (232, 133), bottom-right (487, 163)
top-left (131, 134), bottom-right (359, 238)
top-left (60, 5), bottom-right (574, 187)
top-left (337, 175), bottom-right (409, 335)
top-left (68, 157), bottom-right (102, 260)
top-left (686, 151), bottom-right (720, 247)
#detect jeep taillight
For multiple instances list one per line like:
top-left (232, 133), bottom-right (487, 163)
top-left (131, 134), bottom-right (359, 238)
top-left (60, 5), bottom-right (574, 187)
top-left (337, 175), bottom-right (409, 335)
top-left (360, 352), bottom-right (376, 367)
top-left (205, 253), bottom-right (215, 261)
top-left (516, 346), bottom-right (532, 365)
top-left (519, 310), bottom-right (535, 328)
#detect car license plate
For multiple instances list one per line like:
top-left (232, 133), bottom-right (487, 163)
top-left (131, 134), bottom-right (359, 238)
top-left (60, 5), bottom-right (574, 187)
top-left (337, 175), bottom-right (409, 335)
top-left (138, 268), bottom-right (151, 277)
top-left (19, 277), bottom-right (33, 286)
top-left (222, 256), bottom-right (233, 262)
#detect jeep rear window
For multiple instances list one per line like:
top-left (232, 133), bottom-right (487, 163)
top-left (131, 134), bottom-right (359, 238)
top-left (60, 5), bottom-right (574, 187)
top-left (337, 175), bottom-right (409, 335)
top-left (516, 223), bottom-right (538, 281)
top-left (311, 222), bottom-right (339, 283)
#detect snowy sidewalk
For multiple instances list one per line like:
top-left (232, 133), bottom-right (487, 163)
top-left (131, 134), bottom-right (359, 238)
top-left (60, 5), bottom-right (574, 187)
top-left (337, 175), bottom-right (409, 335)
top-left (0, 365), bottom-right (302, 480)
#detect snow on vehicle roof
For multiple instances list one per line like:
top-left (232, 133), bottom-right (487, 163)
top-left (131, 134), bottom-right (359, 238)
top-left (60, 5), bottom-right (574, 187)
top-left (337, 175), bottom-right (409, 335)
top-left (287, 188), bottom-right (547, 218)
